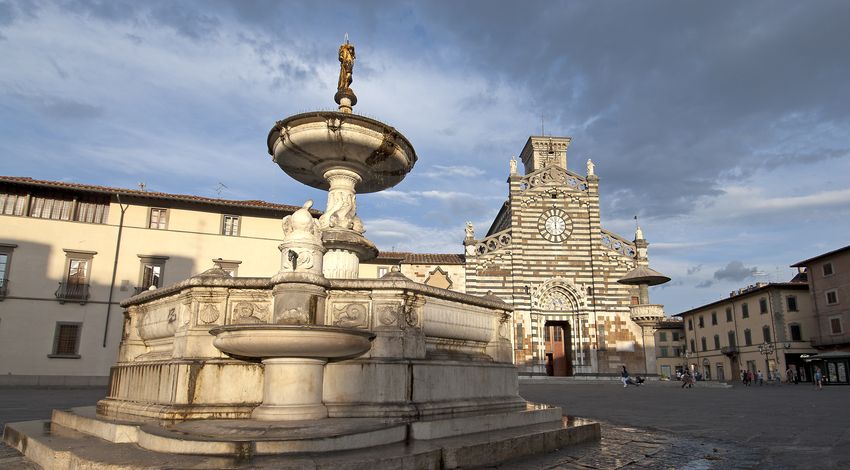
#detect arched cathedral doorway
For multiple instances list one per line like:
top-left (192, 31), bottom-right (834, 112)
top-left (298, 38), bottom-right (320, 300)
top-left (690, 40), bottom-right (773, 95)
top-left (536, 281), bottom-right (584, 377)
top-left (543, 320), bottom-right (573, 376)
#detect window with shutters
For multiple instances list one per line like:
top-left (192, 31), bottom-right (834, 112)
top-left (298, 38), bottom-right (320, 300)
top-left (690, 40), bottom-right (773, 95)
top-left (137, 255), bottom-right (168, 294)
top-left (222, 215), bottom-right (240, 236)
top-left (0, 243), bottom-right (14, 298)
top-left (56, 250), bottom-right (95, 303)
top-left (0, 192), bottom-right (26, 215)
top-left (149, 208), bottom-right (168, 229)
top-left (29, 196), bottom-right (74, 220)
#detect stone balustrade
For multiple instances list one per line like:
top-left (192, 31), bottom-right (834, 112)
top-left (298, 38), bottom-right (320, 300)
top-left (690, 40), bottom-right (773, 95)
top-left (629, 304), bottom-right (665, 327)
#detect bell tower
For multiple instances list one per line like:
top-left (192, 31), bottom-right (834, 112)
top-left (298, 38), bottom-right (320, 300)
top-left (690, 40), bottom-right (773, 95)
top-left (518, 136), bottom-right (571, 174)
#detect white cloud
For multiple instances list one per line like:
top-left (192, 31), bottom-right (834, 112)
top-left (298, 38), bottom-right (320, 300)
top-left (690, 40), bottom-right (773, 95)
top-left (698, 186), bottom-right (850, 220)
top-left (421, 165), bottom-right (486, 178)
top-left (374, 189), bottom-right (500, 205)
top-left (365, 218), bottom-right (464, 253)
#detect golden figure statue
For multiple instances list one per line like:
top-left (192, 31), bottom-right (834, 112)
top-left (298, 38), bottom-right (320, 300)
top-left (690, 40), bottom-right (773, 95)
top-left (337, 38), bottom-right (355, 91)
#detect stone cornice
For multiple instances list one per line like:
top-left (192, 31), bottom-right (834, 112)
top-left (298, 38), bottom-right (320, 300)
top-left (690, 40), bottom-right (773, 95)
top-left (330, 278), bottom-right (513, 311)
top-left (121, 277), bottom-right (272, 307)
top-left (121, 275), bottom-right (513, 312)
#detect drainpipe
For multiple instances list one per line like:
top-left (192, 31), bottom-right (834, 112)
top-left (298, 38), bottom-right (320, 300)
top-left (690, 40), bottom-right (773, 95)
top-left (585, 202), bottom-right (599, 372)
top-left (103, 194), bottom-right (129, 348)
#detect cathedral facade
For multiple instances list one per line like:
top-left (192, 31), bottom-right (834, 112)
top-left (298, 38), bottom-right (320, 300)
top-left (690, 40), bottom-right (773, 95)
top-left (364, 135), bottom-right (667, 377)
top-left (462, 136), bottom-right (661, 376)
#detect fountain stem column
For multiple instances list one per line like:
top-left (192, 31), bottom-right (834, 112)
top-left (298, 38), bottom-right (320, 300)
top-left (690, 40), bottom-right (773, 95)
top-left (320, 168), bottom-right (369, 279)
top-left (253, 358), bottom-right (328, 420)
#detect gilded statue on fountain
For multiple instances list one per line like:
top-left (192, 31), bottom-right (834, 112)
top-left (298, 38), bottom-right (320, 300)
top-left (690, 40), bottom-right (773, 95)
top-left (337, 36), bottom-right (355, 91)
top-left (334, 34), bottom-right (357, 111)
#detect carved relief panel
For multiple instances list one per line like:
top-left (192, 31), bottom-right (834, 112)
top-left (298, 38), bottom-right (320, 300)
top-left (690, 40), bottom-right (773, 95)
top-left (331, 302), bottom-right (369, 328)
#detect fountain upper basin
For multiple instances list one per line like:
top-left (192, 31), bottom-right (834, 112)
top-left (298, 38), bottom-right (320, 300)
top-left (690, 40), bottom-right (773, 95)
top-left (210, 324), bottom-right (375, 360)
top-left (267, 111), bottom-right (417, 193)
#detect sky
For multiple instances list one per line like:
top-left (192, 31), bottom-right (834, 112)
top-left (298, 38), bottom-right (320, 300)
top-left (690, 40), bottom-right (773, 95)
top-left (2, 0), bottom-right (849, 314)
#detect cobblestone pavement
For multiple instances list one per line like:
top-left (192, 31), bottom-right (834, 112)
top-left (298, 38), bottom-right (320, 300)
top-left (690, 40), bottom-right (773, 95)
top-left (518, 380), bottom-right (850, 469)
top-left (1, 383), bottom-right (848, 469)
top-left (483, 422), bottom-right (760, 469)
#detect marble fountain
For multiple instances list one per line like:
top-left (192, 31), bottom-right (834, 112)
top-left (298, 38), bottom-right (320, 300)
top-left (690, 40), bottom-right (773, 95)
top-left (3, 39), bottom-right (599, 469)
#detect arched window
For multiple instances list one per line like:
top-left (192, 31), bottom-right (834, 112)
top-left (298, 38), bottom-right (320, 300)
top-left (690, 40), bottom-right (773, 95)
top-left (700, 337), bottom-right (707, 351)
top-left (744, 329), bottom-right (752, 346)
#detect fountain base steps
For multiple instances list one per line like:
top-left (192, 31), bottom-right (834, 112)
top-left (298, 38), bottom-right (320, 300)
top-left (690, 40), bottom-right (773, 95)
top-left (3, 405), bottom-right (600, 469)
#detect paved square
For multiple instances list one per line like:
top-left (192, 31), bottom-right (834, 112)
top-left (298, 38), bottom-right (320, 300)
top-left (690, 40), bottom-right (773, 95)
top-left (1, 382), bottom-right (848, 469)
top-left (515, 380), bottom-right (849, 469)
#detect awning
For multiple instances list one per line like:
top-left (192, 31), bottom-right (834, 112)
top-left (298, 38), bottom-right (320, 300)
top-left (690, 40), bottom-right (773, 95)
top-left (802, 351), bottom-right (850, 362)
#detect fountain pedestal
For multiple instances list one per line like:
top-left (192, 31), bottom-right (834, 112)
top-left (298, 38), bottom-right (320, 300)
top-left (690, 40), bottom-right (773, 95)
top-left (257, 358), bottom-right (328, 420)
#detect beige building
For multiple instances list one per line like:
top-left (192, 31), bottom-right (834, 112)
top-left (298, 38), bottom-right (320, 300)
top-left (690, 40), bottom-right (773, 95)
top-left (653, 318), bottom-right (685, 379)
top-left (0, 176), bottom-right (305, 385)
top-left (792, 245), bottom-right (850, 384)
top-left (360, 252), bottom-right (466, 292)
top-left (674, 282), bottom-right (816, 382)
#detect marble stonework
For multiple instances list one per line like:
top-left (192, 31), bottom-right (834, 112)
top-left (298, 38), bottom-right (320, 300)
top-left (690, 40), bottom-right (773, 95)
top-left (99, 269), bottom-right (517, 421)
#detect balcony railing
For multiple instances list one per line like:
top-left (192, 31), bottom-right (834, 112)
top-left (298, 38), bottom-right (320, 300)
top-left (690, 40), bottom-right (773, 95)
top-left (811, 333), bottom-right (850, 348)
top-left (0, 278), bottom-right (7, 299)
top-left (720, 346), bottom-right (738, 356)
top-left (55, 282), bottom-right (90, 304)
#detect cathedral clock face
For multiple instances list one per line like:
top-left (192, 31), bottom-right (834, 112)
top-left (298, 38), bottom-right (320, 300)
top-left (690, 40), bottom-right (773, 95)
top-left (538, 209), bottom-right (572, 243)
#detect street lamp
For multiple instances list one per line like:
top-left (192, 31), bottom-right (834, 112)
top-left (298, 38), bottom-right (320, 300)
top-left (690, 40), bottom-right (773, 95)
top-left (758, 342), bottom-right (776, 379)
top-left (681, 349), bottom-right (691, 375)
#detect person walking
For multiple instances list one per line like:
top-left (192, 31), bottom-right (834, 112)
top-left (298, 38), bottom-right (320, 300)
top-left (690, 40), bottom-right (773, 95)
top-left (621, 365), bottom-right (630, 388)
top-left (757, 370), bottom-right (764, 386)
top-left (786, 367), bottom-right (794, 385)
top-left (814, 367), bottom-right (824, 390)
top-left (681, 370), bottom-right (694, 389)
top-left (746, 370), bottom-right (754, 386)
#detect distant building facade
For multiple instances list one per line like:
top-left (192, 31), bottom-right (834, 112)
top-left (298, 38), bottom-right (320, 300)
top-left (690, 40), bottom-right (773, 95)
top-left (653, 318), bottom-right (685, 378)
top-left (792, 245), bottom-right (850, 383)
top-left (674, 282), bottom-right (816, 382)
top-left (0, 176), bottom-right (304, 385)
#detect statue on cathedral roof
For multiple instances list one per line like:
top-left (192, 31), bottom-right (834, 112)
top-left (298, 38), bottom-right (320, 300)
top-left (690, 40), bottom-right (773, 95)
top-left (465, 221), bottom-right (475, 241)
top-left (586, 158), bottom-right (595, 176)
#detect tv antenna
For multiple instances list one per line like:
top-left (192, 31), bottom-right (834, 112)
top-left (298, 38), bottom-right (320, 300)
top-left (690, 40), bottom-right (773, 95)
top-left (214, 182), bottom-right (229, 196)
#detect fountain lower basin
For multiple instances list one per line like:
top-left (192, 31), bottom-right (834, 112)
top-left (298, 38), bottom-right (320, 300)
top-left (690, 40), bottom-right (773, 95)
top-left (210, 324), bottom-right (375, 421)
top-left (210, 324), bottom-right (374, 359)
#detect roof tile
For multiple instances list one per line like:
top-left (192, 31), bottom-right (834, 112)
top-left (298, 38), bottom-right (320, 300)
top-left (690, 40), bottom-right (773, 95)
top-left (0, 176), bottom-right (316, 214)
